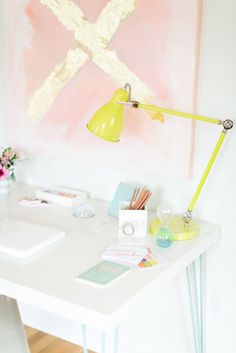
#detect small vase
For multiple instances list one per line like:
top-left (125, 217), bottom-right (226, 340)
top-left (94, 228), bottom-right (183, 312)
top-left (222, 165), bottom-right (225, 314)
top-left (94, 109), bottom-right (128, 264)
top-left (156, 224), bottom-right (173, 248)
top-left (0, 178), bottom-right (11, 195)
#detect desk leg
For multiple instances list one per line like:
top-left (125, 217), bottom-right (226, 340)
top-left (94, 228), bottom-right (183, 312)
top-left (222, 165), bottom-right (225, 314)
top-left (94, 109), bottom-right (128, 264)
top-left (100, 327), bottom-right (119, 353)
top-left (81, 325), bottom-right (118, 353)
top-left (186, 254), bottom-right (205, 353)
top-left (82, 324), bottom-right (88, 353)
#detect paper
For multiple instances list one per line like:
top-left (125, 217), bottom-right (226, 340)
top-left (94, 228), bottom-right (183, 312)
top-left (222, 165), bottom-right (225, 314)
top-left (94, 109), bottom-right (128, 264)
top-left (76, 261), bottom-right (130, 286)
top-left (108, 182), bottom-right (136, 218)
top-left (102, 244), bottom-right (168, 270)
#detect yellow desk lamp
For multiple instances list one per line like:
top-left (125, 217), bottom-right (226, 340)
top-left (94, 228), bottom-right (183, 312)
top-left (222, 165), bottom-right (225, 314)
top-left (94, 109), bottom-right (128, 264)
top-left (87, 83), bottom-right (233, 240)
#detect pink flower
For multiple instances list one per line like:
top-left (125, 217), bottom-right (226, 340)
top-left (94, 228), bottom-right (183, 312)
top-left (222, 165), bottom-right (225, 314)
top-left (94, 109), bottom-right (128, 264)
top-left (0, 167), bottom-right (9, 180)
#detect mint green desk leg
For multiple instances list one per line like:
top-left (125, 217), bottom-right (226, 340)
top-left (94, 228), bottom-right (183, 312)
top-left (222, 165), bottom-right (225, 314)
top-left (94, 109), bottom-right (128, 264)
top-left (200, 255), bottom-right (205, 353)
top-left (82, 325), bottom-right (118, 353)
top-left (101, 332), bottom-right (106, 353)
top-left (186, 264), bottom-right (200, 353)
top-left (82, 324), bottom-right (88, 353)
top-left (101, 327), bottom-right (119, 353)
top-left (114, 327), bottom-right (119, 353)
top-left (186, 254), bottom-right (205, 353)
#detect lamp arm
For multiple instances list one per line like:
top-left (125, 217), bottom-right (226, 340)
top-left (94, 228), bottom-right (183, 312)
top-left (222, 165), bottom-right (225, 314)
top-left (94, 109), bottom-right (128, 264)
top-left (127, 101), bottom-right (222, 125)
top-left (187, 118), bottom-right (234, 205)
top-left (186, 129), bottom-right (226, 216)
top-left (118, 97), bottom-right (233, 222)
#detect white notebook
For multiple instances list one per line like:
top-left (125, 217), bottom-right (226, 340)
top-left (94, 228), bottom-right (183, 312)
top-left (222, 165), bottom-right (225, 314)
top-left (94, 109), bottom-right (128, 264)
top-left (0, 219), bottom-right (66, 259)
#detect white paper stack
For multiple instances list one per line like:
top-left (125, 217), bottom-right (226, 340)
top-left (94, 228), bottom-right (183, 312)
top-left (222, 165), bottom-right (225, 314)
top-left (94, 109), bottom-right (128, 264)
top-left (102, 244), bottom-right (168, 270)
top-left (103, 244), bottom-right (148, 264)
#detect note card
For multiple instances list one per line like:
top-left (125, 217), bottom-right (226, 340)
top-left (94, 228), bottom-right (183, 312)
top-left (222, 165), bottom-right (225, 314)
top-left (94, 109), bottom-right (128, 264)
top-left (77, 261), bottom-right (130, 286)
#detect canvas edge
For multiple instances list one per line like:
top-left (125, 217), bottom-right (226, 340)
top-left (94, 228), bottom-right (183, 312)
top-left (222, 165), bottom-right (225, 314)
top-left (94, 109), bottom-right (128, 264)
top-left (188, 0), bottom-right (203, 179)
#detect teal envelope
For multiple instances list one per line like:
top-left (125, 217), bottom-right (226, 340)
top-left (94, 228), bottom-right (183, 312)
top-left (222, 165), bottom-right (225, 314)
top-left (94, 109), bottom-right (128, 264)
top-left (108, 182), bottom-right (136, 218)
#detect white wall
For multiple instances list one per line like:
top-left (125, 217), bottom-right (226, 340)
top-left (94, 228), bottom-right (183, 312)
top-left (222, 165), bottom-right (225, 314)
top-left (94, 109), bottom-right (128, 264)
top-left (1, 0), bottom-right (236, 352)
top-left (193, 1), bottom-right (236, 352)
top-left (0, 1), bottom-right (6, 145)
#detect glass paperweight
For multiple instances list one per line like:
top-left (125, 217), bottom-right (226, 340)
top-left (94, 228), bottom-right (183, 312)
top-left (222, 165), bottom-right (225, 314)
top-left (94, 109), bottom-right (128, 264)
top-left (72, 198), bottom-right (95, 219)
top-left (156, 202), bottom-right (173, 248)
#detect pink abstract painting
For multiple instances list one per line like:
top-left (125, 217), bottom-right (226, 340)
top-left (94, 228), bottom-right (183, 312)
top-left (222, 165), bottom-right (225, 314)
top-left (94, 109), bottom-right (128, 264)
top-left (5, 0), bottom-right (201, 178)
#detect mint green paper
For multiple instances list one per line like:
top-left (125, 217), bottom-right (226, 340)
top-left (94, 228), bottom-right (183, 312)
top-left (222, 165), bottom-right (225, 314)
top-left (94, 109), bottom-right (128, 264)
top-left (108, 182), bottom-right (136, 218)
top-left (79, 261), bottom-right (129, 285)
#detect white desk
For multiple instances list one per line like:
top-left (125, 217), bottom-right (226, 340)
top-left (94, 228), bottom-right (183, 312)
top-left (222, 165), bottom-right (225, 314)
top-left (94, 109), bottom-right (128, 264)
top-left (0, 184), bottom-right (220, 353)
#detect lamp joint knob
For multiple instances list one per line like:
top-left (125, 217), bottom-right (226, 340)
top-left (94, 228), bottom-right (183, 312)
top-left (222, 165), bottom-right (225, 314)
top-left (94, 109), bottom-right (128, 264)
top-left (222, 119), bottom-right (233, 130)
top-left (183, 210), bottom-right (192, 224)
top-left (131, 101), bottom-right (140, 108)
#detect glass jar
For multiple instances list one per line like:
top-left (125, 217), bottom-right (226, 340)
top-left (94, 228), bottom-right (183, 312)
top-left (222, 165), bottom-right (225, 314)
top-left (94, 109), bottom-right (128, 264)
top-left (0, 178), bottom-right (10, 195)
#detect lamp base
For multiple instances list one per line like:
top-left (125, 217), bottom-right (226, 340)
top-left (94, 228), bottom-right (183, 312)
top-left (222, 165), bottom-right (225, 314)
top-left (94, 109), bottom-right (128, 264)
top-left (150, 216), bottom-right (199, 241)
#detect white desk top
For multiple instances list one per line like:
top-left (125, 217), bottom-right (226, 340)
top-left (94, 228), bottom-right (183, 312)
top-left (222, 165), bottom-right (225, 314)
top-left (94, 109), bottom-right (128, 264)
top-left (0, 184), bottom-right (220, 330)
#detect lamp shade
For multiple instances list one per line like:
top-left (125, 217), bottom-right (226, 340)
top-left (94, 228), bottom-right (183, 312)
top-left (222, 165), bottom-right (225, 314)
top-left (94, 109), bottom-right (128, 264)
top-left (87, 88), bottom-right (129, 142)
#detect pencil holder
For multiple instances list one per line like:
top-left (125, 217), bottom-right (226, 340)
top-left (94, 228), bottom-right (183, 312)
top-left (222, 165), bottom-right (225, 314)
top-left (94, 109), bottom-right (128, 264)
top-left (119, 202), bottom-right (148, 238)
